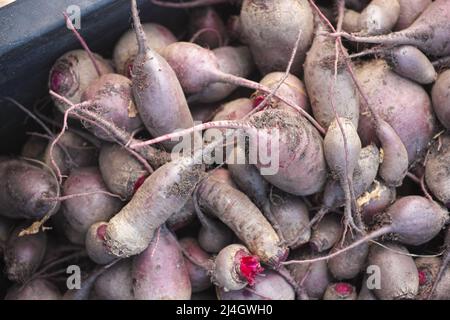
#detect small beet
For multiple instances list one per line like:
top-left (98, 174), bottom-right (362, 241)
top-left (0, 158), bottom-right (60, 221)
top-left (212, 244), bottom-right (263, 291)
top-left (4, 224), bottom-right (47, 282)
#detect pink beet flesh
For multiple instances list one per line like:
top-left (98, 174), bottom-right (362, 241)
top-left (239, 255), bottom-right (264, 286)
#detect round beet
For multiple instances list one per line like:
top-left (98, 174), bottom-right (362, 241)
top-left (80, 74), bottom-right (143, 141)
top-left (4, 224), bottom-right (47, 282)
top-left (310, 215), bottom-right (342, 253)
top-left (49, 49), bottom-right (113, 112)
top-left (394, 0), bottom-right (432, 31)
top-left (132, 227), bottom-right (191, 300)
top-left (99, 143), bottom-right (148, 200)
top-left (328, 232), bottom-right (369, 280)
top-left (212, 98), bottom-right (253, 122)
top-left (212, 244), bottom-right (263, 291)
top-left (240, 0), bottom-right (314, 76)
top-left (358, 0), bottom-right (400, 35)
top-left (189, 46), bottom-right (255, 103)
top-left (269, 191), bottom-right (311, 249)
top-left (385, 196), bottom-right (448, 246)
top-left (61, 167), bottom-right (123, 244)
top-left (0, 159), bottom-right (59, 220)
top-left (368, 242), bottom-right (419, 300)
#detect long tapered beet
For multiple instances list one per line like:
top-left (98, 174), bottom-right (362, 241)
top-left (339, 0), bottom-right (450, 57)
top-left (105, 155), bottom-right (204, 257)
top-left (130, 0), bottom-right (195, 150)
top-left (197, 175), bottom-right (287, 267)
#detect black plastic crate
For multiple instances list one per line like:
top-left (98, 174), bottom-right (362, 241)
top-left (0, 0), bottom-right (187, 153)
